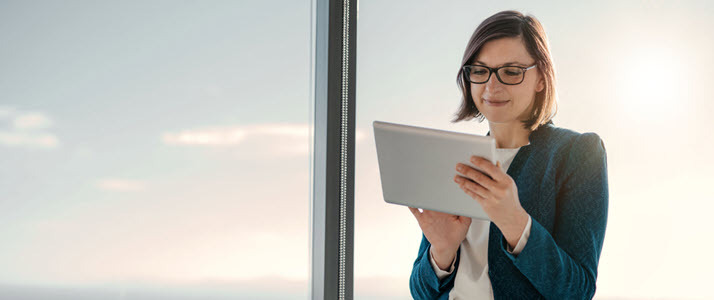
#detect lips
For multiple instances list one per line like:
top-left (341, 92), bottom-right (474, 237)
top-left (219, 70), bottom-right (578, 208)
top-left (483, 99), bottom-right (510, 105)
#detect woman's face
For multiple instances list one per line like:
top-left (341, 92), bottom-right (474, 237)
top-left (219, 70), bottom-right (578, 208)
top-left (469, 36), bottom-right (544, 124)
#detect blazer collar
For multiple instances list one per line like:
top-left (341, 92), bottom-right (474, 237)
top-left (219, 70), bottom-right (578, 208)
top-left (486, 120), bottom-right (554, 147)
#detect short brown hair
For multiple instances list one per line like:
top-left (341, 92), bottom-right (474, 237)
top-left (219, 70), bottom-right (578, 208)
top-left (452, 10), bottom-right (557, 131)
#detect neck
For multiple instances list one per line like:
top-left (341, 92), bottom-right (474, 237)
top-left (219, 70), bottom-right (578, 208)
top-left (488, 120), bottom-right (532, 149)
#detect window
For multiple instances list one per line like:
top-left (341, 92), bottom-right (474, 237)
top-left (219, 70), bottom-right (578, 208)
top-left (354, 1), bottom-right (713, 299)
top-left (0, 1), bottom-right (311, 298)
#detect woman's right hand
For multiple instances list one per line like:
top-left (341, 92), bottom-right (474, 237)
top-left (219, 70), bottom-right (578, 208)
top-left (408, 207), bottom-right (471, 270)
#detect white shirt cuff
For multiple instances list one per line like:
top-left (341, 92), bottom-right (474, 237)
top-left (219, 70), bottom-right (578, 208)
top-left (507, 215), bottom-right (532, 255)
top-left (429, 247), bottom-right (456, 280)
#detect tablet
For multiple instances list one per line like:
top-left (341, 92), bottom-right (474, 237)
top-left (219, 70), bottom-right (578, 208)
top-left (373, 120), bottom-right (496, 220)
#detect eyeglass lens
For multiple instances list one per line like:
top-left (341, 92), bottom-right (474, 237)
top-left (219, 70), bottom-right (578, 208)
top-left (466, 66), bottom-right (525, 84)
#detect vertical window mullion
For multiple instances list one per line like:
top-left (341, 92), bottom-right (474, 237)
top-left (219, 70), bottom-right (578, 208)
top-left (310, 0), bottom-right (356, 299)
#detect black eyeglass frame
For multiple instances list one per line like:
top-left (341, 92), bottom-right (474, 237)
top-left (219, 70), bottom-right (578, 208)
top-left (462, 64), bottom-right (537, 85)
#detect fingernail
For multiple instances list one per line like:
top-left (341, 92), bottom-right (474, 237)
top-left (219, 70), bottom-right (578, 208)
top-left (456, 165), bottom-right (463, 171)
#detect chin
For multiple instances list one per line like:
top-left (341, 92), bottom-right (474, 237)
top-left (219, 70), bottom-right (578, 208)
top-left (481, 112), bottom-right (513, 124)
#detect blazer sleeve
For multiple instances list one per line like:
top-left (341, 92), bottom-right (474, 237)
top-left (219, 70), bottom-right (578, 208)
top-left (498, 132), bottom-right (609, 299)
top-left (409, 233), bottom-right (461, 300)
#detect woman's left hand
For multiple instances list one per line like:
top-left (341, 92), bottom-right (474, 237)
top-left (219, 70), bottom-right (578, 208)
top-left (454, 155), bottom-right (529, 248)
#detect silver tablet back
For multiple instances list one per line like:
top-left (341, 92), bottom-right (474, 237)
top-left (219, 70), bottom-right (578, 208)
top-left (373, 120), bottom-right (496, 220)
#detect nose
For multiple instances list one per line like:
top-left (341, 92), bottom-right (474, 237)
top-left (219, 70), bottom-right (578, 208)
top-left (484, 72), bottom-right (504, 93)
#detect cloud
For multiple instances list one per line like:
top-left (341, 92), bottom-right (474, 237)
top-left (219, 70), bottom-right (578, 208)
top-left (163, 128), bottom-right (248, 146)
top-left (0, 131), bottom-right (59, 148)
top-left (162, 123), bottom-right (366, 158)
top-left (0, 107), bottom-right (59, 149)
top-left (162, 124), bottom-right (308, 146)
top-left (96, 179), bottom-right (146, 192)
top-left (13, 112), bottom-right (53, 130)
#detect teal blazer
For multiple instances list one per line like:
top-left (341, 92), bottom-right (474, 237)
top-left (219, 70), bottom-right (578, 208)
top-left (409, 121), bottom-right (609, 299)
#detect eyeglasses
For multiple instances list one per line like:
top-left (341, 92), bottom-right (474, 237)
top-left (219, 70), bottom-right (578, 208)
top-left (462, 64), bottom-right (537, 85)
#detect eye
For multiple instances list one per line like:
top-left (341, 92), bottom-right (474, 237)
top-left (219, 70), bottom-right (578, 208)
top-left (502, 68), bottom-right (523, 77)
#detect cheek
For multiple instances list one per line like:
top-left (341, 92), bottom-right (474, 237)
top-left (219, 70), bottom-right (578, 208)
top-left (511, 82), bottom-right (538, 104)
top-left (520, 77), bottom-right (541, 99)
top-left (470, 85), bottom-right (484, 101)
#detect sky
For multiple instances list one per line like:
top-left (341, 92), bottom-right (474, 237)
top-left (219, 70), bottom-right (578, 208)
top-left (1, 0), bottom-right (714, 299)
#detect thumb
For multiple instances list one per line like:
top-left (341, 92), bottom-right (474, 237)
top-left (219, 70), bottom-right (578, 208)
top-left (408, 207), bottom-right (421, 219)
top-left (461, 216), bottom-right (472, 227)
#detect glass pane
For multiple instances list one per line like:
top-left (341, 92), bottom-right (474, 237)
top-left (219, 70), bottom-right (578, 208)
top-left (0, 1), bottom-right (311, 299)
top-left (356, 1), bottom-right (713, 299)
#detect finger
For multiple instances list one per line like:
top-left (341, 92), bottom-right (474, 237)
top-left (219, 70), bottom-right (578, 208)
top-left (460, 216), bottom-right (473, 226)
top-left (408, 207), bottom-right (422, 219)
top-left (455, 164), bottom-right (497, 190)
top-left (462, 186), bottom-right (486, 204)
top-left (470, 156), bottom-right (507, 182)
top-left (459, 176), bottom-right (493, 200)
top-left (455, 176), bottom-right (486, 200)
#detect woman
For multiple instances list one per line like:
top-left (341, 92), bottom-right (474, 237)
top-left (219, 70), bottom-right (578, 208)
top-left (408, 10), bottom-right (608, 300)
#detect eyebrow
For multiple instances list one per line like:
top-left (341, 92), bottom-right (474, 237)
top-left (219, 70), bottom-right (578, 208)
top-left (474, 60), bottom-right (529, 67)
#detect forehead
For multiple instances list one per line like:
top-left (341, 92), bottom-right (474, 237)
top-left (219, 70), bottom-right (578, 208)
top-left (474, 36), bottom-right (534, 66)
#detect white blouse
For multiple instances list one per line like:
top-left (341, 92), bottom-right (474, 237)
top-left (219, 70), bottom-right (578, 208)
top-left (429, 146), bottom-right (533, 299)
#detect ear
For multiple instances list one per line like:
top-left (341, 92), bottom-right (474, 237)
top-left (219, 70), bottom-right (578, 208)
top-left (535, 74), bottom-right (545, 93)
